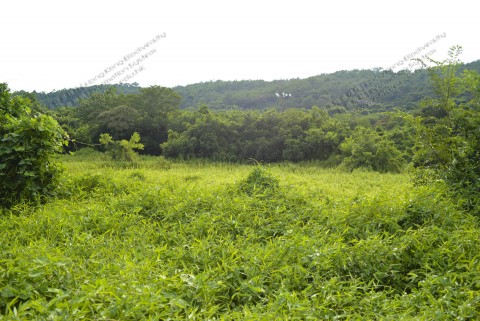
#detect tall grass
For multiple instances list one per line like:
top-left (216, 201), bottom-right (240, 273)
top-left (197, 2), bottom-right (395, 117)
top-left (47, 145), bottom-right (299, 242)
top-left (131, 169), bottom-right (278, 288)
top-left (1, 154), bottom-right (479, 320)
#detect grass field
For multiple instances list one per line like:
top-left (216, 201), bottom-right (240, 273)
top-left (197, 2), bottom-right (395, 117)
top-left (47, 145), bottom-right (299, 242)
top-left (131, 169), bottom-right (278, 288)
top-left (1, 153), bottom-right (479, 320)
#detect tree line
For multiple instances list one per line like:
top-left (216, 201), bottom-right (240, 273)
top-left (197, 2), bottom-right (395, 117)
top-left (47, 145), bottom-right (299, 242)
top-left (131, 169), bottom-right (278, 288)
top-left (46, 86), bottom-right (413, 171)
top-left (28, 50), bottom-right (477, 177)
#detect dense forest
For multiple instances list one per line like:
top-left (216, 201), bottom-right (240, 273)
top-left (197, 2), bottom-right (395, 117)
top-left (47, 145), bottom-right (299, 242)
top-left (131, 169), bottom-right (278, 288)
top-left (23, 83), bottom-right (142, 109)
top-left (34, 85), bottom-right (412, 168)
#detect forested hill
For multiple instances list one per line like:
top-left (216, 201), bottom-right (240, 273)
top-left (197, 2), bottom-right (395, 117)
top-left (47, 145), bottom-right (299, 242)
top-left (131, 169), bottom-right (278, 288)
top-left (173, 59), bottom-right (480, 111)
top-left (32, 60), bottom-right (479, 111)
top-left (27, 83), bottom-right (142, 109)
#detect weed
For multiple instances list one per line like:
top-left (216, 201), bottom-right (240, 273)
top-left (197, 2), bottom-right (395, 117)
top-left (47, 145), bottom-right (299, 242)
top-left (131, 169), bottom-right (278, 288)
top-left (239, 167), bottom-right (279, 196)
top-left (1, 155), bottom-right (479, 319)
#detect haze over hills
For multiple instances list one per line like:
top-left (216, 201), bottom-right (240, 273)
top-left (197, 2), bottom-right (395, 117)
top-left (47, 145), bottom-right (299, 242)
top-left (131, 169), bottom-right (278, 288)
top-left (28, 59), bottom-right (480, 112)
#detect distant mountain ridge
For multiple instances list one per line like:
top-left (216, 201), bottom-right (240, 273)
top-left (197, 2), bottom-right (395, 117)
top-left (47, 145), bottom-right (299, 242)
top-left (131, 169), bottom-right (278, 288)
top-left (29, 60), bottom-right (480, 111)
top-left (172, 60), bottom-right (480, 111)
top-left (28, 83), bottom-right (142, 109)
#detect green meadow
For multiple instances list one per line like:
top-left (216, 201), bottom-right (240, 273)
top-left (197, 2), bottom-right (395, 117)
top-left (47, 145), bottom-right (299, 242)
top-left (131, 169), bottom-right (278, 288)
top-left (1, 153), bottom-right (479, 320)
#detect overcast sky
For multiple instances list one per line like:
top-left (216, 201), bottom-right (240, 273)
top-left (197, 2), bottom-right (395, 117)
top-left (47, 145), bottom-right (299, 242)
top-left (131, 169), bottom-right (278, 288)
top-left (1, 0), bottom-right (478, 92)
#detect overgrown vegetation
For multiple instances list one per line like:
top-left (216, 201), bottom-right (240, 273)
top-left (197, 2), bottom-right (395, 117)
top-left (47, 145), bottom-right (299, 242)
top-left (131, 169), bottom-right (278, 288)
top-left (238, 166), bottom-right (279, 196)
top-left (99, 132), bottom-right (144, 162)
top-left (0, 83), bottom-right (67, 207)
top-left (1, 156), bottom-right (479, 319)
top-left (1, 47), bottom-right (479, 319)
top-left (411, 46), bottom-right (480, 214)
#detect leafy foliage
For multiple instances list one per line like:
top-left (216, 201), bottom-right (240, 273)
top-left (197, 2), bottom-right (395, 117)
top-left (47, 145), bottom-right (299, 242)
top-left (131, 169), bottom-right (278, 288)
top-left (0, 83), bottom-right (67, 207)
top-left (1, 156), bottom-right (479, 319)
top-left (61, 85), bottom-right (181, 154)
top-left (239, 167), bottom-right (279, 196)
top-left (340, 127), bottom-right (404, 172)
top-left (412, 46), bottom-right (480, 213)
top-left (99, 132), bottom-right (144, 162)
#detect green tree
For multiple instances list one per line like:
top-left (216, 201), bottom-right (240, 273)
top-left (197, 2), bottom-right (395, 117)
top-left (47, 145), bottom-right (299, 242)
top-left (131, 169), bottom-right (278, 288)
top-left (0, 83), bottom-right (68, 207)
top-left (97, 105), bottom-right (140, 140)
top-left (76, 87), bottom-right (123, 123)
top-left (340, 127), bottom-right (404, 172)
top-left (133, 86), bottom-right (181, 154)
top-left (161, 107), bottom-right (239, 161)
top-left (161, 130), bottom-right (195, 159)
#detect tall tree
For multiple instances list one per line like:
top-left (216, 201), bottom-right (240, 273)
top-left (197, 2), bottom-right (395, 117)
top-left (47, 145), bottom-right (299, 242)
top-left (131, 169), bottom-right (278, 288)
top-left (134, 86), bottom-right (181, 154)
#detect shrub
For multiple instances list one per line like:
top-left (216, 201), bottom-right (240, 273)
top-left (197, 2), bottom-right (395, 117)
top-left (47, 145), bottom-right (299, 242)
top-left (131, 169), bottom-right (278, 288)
top-left (340, 127), bottom-right (404, 173)
top-left (412, 46), bottom-right (480, 214)
top-left (0, 83), bottom-right (67, 207)
top-left (239, 167), bottom-right (279, 196)
top-left (99, 132), bottom-right (144, 162)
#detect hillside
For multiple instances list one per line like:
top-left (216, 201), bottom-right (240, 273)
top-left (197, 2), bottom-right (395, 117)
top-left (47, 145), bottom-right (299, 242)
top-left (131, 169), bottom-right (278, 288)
top-left (27, 83), bottom-right (142, 109)
top-left (30, 60), bottom-right (480, 112)
top-left (173, 59), bottom-right (480, 111)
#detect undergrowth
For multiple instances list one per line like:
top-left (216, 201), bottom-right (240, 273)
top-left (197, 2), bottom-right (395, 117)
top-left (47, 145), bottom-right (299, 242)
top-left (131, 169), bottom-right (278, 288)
top-left (0, 155), bottom-right (479, 320)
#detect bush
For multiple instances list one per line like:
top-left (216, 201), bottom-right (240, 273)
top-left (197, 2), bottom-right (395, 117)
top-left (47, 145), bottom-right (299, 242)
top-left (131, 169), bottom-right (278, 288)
top-left (239, 167), bottom-right (279, 196)
top-left (412, 46), bottom-right (480, 214)
top-left (0, 83), bottom-right (67, 207)
top-left (99, 132), bottom-right (144, 162)
top-left (340, 127), bottom-right (404, 173)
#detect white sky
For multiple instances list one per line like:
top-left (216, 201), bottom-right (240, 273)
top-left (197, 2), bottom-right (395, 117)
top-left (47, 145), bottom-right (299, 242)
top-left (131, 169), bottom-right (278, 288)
top-left (1, 0), bottom-right (478, 92)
